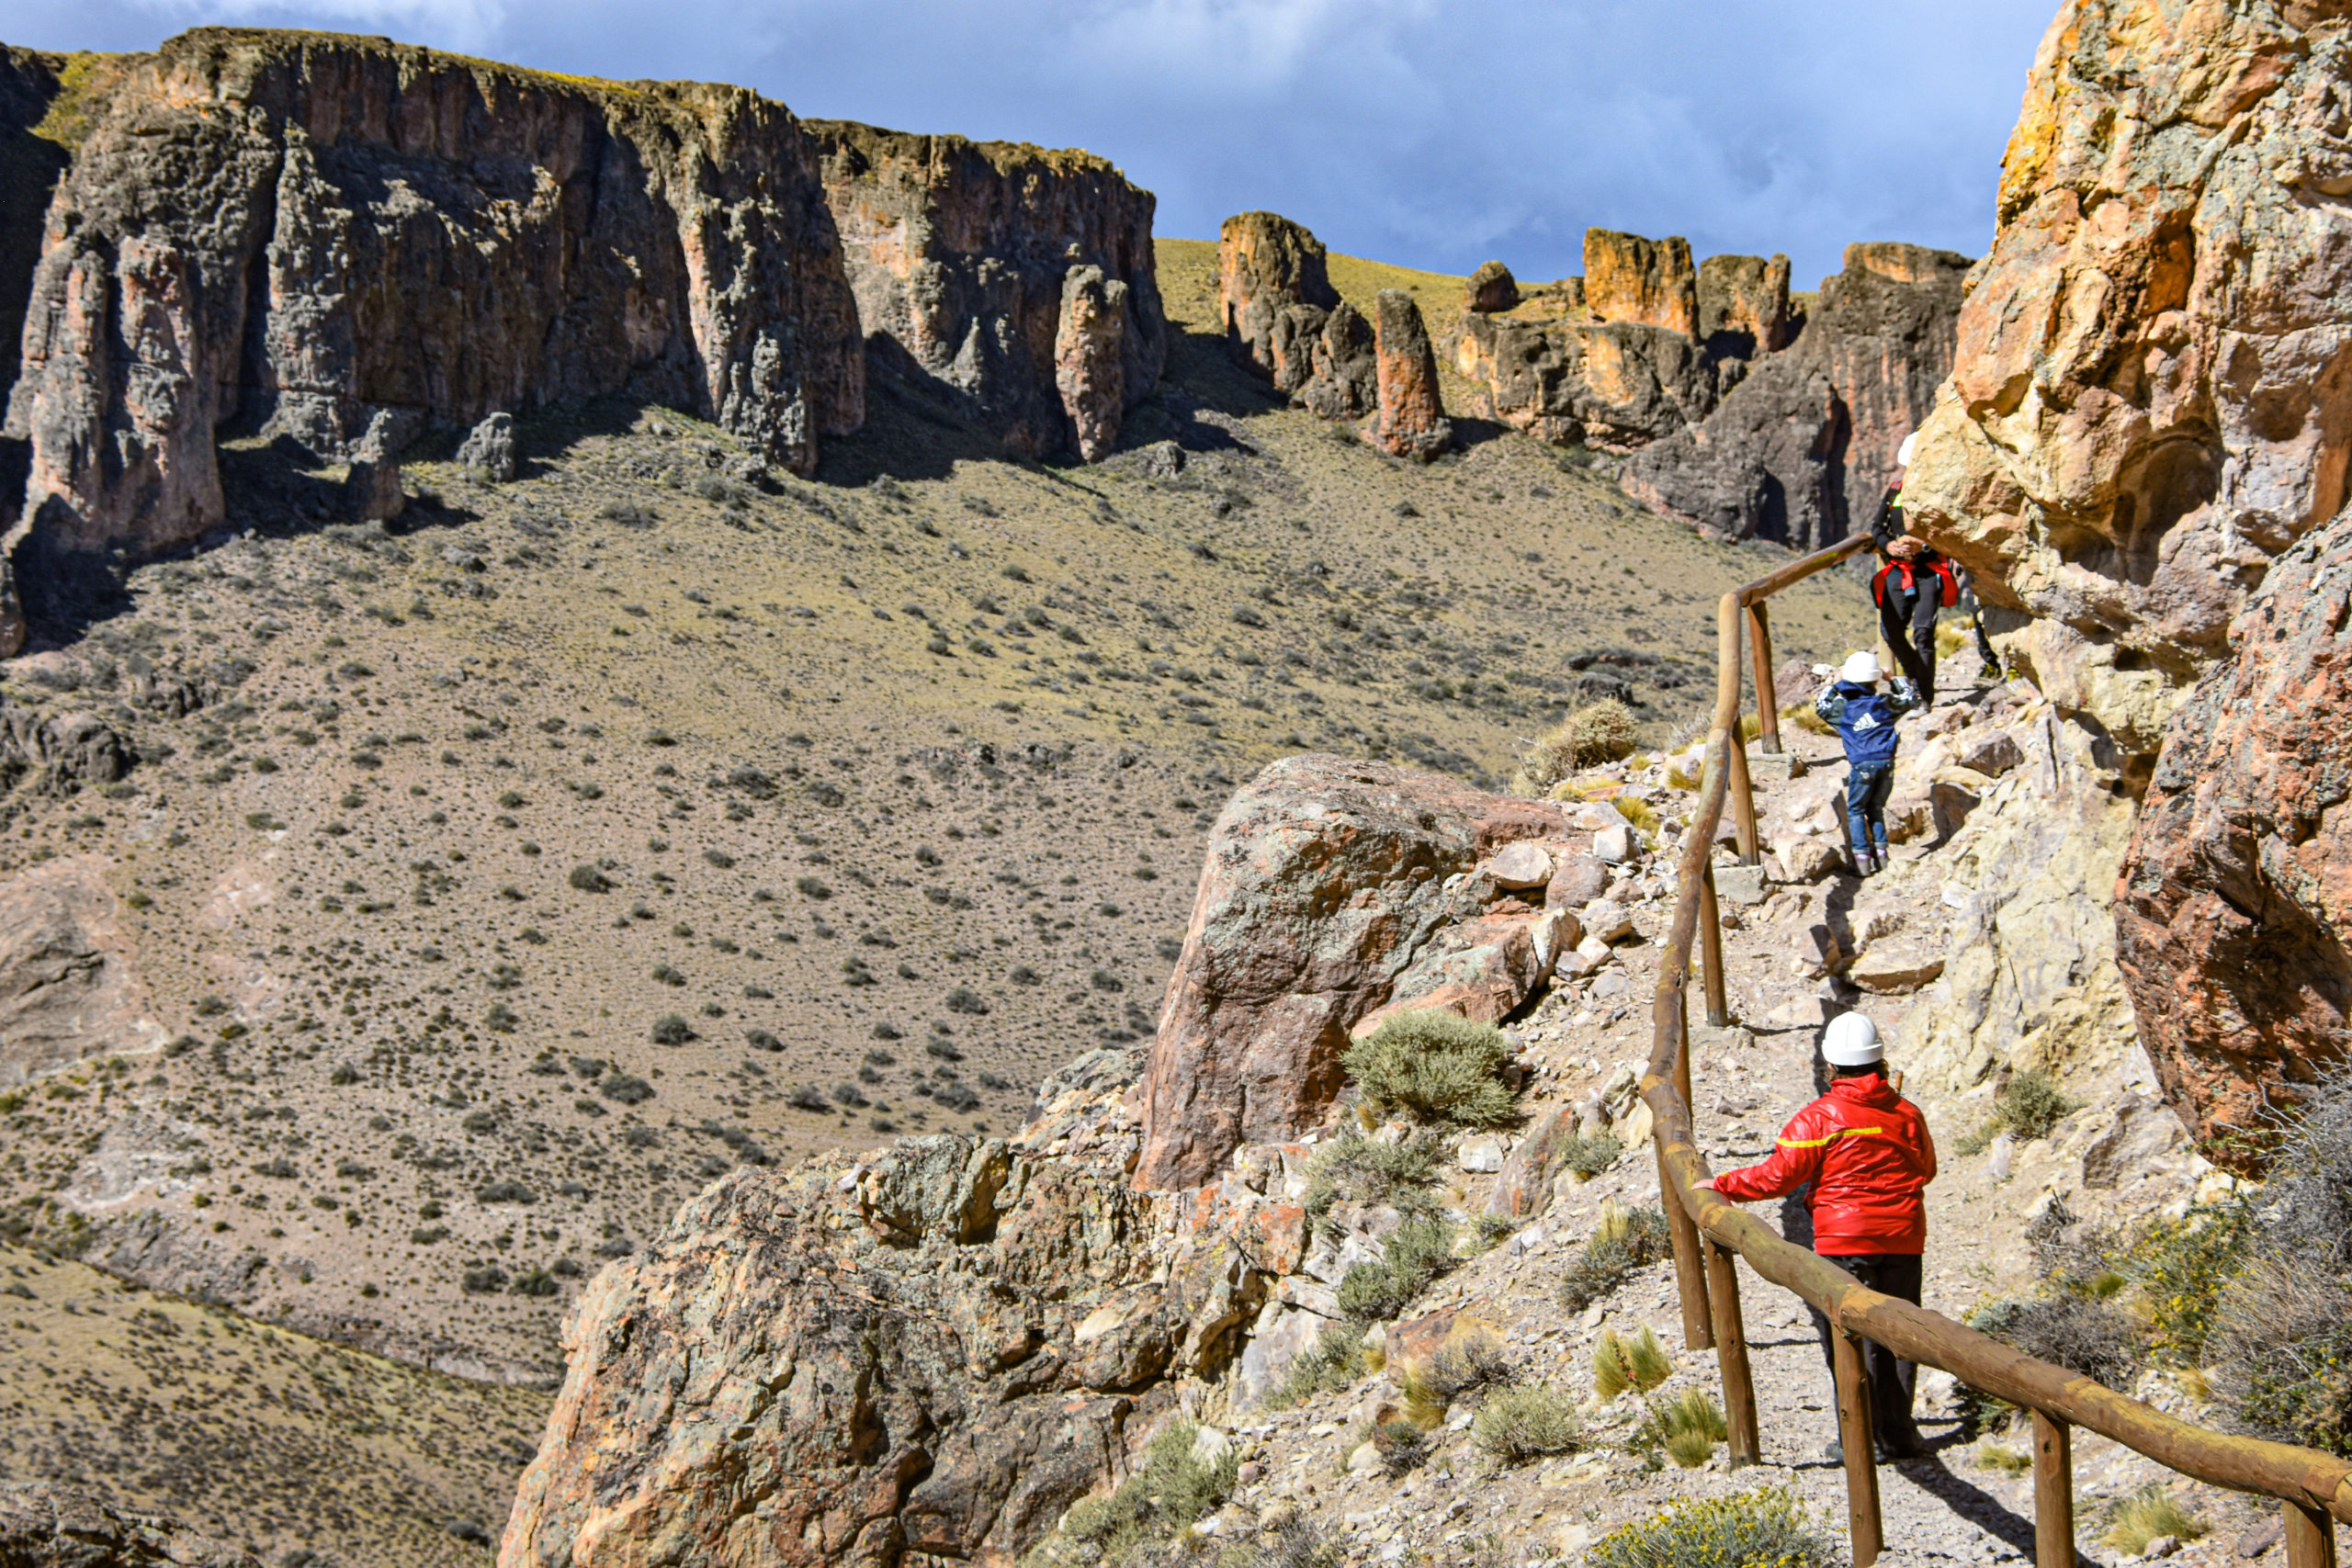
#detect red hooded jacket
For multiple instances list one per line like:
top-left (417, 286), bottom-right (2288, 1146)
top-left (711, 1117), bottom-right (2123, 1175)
top-left (1710, 1075), bottom-right (1937, 1255)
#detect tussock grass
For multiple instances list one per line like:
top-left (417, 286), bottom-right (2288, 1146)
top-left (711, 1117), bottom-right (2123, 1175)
top-left (2099, 1484), bottom-right (2205, 1554)
top-left (1561, 1201), bottom-right (1672, 1313)
top-left (1513, 700), bottom-right (1637, 794)
top-left (1594, 1325), bottom-right (1673, 1398)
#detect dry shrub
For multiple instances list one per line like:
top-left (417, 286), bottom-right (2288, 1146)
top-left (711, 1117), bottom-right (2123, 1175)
top-left (1967, 1294), bottom-right (2143, 1387)
top-left (1513, 700), bottom-right (1635, 794)
top-left (1588, 1488), bottom-right (1836, 1568)
top-left (1561, 1201), bottom-right (1672, 1313)
top-left (2208, 1260), bottom-right (2352, 1456)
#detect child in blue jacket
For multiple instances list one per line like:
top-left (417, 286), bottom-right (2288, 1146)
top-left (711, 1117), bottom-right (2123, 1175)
top-left (1815, 651), bottom-right (1919, 876)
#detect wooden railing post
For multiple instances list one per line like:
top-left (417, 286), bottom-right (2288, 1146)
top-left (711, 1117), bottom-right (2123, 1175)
top-left (1834, 1326), bottom-right (1883, 1565)
top-left (2034, 1410), bottom-right (2074, 1567)
top-left (1657, 1010), bottom-right (1713, 1352)
top-left (1748, 602), bottom-right (1781, 754)
top-left (1704, 1237), bottom-right (1759, 1467)
top-left (1698, 863), bottom-right (1728, 1027)
top-left (1725, 722), bottom-right (1761, 865)
top-left (2284, 1500), bottom-right (2335, 1568)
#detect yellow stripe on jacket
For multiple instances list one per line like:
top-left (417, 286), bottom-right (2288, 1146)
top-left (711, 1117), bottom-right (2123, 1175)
top-left (1777, 1126), bottom-right (1887, 1149)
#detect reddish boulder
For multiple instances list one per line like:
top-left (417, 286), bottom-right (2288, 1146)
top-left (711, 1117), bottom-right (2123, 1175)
top-left (1134, 756), bottom-right (1572, 1190)
top-left (2117, 513), bottom-right (2352, 1168)
top-left (1368, 290), bottom-right (1452, 461)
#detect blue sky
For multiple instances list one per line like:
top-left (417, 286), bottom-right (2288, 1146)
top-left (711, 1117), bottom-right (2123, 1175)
top-left (9, 0), bottom-right (2057, 286)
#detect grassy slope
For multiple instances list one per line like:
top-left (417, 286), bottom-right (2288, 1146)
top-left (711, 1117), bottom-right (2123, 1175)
top-left (0, 235), bottom-right (1878, 1552)
top-left (0, 1243), bottom-right (543, 1565)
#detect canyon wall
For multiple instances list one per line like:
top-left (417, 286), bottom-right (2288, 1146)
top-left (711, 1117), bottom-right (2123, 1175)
top-left (1899, 0), bottom-right (2352, 1160)
top-left (0, 28), bottom-right (1167, 654)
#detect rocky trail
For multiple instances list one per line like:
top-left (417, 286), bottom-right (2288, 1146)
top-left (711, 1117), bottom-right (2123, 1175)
top-left (1164, 674), bottom-right (2258, 1568)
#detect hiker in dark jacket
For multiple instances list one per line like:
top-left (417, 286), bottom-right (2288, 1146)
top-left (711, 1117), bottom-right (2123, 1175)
top-left (1816, 650), bottom-right (1919, 876)
top-left (1869, 476), bottom-right (1957, 705)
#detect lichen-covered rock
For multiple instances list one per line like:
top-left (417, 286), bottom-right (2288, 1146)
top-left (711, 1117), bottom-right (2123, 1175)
top-left (813, 122), bottom-right (1164, 460)
top-left (0, 48), bottom-right (75, 418)
top-left (2, 28), bottom-right (866, 645)
top-left (1134, 756), bottom-right (1586, 1190)
top-left (0, 1483), bottom-right (258, 1567)
top-left (1368, 290), bottom-right (1452, 460)
top-left (1899, 0), bottom-right (2352, 754)
top-left (1465, 260), bottom-right (1519, 314)
top-left (1623, 243), bottom-right (1969, 547)
top-left (1585, 229), bottom-right (1698, 337)
top-left (1697, 252), bottom-right (1791, 357)
top-left (2116, 513), bottom-right (2352, 1168)
top-left (1218, 210), bottom-right (1340, 388)
top-left (501, 1086), bottom-right (1307, 1568)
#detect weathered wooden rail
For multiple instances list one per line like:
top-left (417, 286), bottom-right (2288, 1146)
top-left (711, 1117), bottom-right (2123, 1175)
top-left (1639, 535), bottom-right (2350, 1567)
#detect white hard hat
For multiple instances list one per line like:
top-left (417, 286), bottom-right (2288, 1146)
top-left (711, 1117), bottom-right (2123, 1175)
top-left (1841, 650), bottom-right (1881, 685)
top-left (1896, 432), bottom-right (1917, 468)
top-left (1824, 1011), bottom-right (1883, 1066)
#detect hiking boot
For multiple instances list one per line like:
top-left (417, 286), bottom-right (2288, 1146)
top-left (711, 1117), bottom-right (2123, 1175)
top-left (1855, 852), bottom-right (1880, 878)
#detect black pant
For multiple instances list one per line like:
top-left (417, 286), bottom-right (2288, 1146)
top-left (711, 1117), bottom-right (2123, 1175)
top-left (1808, 1252), bottom-right (1924, 1452)
top-left (1879, 585), bottom-right (1938, 703)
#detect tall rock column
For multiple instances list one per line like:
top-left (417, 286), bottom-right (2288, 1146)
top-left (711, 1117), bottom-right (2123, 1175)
top-left (1584, 229), bottom-right (1698, 337)
top-left (1054, 265), bottom-right (1127, 462)
top-left (1368, 289), bottom-right (1451, 461)
top-left (1697, 252), bottom-right (1792, 356)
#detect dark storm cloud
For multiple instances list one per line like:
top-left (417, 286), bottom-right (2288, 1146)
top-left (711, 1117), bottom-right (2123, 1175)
top-left (8, 0), bottom-right (2055, 283)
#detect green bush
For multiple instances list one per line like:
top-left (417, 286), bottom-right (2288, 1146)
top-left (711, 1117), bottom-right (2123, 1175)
top-left (1589, 1488), bottom-right (1836, 1568)
top-left (1300, 1131), bottom-right (1441, 1230)
top-left (1561, 1202), bottom-right (1673, 1313)
top-left (1561, 1131), bottom-right (1624, 1180)
top-left (1967, 1293), bottom-right (2143, 1387)
top-left (2209, 1262), bottom-right (2352, 1456)
top-left (1471, 1382), bottom-right (1582, 1464)
top-left (1337, 1216), bottom-right (1458, 1321)
top-left (1340, 1010), bottom-right (1517, 1128)
top-left (1956, 1069), bottom-right (2085, 1154)
top-left (2115, 1201), bottom-right (2252, 1363)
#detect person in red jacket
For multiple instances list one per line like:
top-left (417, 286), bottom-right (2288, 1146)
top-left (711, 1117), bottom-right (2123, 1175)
top-left (1697, 1010), bottom-right (1937, 1461)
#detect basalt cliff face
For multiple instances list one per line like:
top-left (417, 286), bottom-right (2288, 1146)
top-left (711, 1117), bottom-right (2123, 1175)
top-left (811, 122), bottom-right (1165, 462)
top-left (1893, 0), bottom-right (2352, 1160)
top-left (0, 28), bottom-right (1165, 654)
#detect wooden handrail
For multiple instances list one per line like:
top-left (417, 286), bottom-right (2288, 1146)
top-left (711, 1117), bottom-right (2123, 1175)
top-left (1636, 534), bottom-right (2352, 1565)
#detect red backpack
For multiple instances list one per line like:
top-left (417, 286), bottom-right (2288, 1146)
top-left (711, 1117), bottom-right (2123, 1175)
top-left (1873, 553), bottom-right (1958, 609)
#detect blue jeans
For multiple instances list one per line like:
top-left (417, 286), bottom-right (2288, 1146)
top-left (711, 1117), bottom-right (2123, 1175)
top-left (1846, 762), bottom-right (1894, 859)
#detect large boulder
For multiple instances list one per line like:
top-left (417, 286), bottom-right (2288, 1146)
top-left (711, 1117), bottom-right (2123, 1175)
top-left (1899, 0), bottom-right (2352, 761)
top-left (1465, 260), bottom-right (1520, 314)
top-left (811, 122), bottom-right (1165, 462)
top-left (0, 1483), bottom-right (257, 1568)
top-left (503, 1087), bottom-right (1309, 1568)
top-left (2117, 513), bottom-right (2352, 1168)
top-left (1368, 290), bottom-right (1452, 461)
top-left (1218, 210), bottom-right (1340, 389)
top-left (1134, 756), bottom-right (1604, 1190)
top-left (1585, 228), bottom-right (1698, 337)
